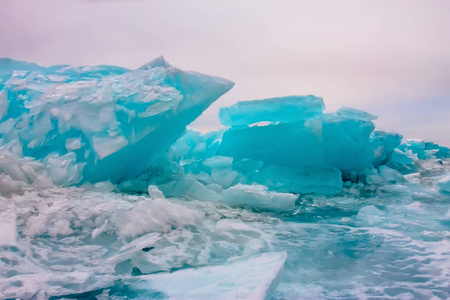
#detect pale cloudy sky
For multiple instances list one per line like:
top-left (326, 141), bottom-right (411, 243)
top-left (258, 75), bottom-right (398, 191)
top-left (1, 0), bottom-right (449, 145)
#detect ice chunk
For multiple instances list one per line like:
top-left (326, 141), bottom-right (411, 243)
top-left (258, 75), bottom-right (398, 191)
top-left (369, 130), bottom-right (403, 167)
top-left (218, 120), bottom-right (325, 168)
top-left (118, 198), bottom-right (203, 238)
top-left (0, 57), bottom-right (234, 184)
top-left (166, 174), bottom-right (222, 201)
top-left (356, 205), bottom-right (386, 225)
top-left (424, 141), bottom-right (450, 159)
top-left (322, 109), bottom-right (375, 171)
top-left (387, 148), bottom-right (419, 174)
top-left (221, 183), bottom-right (297, 211)
top-left (219, 95), bottom-right (325, 126)
top-left (148, 185), bottom-right (164, 199)
top-left (203, 156), bottom-right (233, 169)
top-left (378, 166), bottom-right (405, 184)
top-left (44, 152), bottom-right (84, 186)
top-left (336, 106), bottom-right (377, 121)
top-left (365, 168), bottom-right (384, 185)
top-left (204, 156), bottom-right (238, 188)
top-left (399, 139), bottom-right (450, 162)
top-left (218, 99), bottom-right (383, 175)
top-left (130, 251), bottom-right (287, 300)
top-left (437, 175), bottom-right (450, 194)
top-left (168, 129), bottom-right (224, 163)
top-left (0, 146), bottom-right (55, 195)
top-left (65, 138), bottom-right (82, 151)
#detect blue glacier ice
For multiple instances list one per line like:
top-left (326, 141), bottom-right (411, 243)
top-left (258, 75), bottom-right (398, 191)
top-left (1, 58), bottom-right (450, 300)
top-left (218, 95), bottom-right (326, 169)
top-left (218, 95), bottom-right (325, 126)
top-left (0, 57), bottom-right (234, 184)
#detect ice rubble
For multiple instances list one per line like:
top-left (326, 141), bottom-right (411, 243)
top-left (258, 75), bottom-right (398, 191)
top-left (1, 58), bottom-right (450, 299)
top-left (0, 182), bottom-right (281, 299)
top-left (125, 94), bottom-right (449, 207)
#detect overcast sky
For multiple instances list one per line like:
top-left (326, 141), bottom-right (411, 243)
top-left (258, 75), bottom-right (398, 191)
top-left (1, 0), bottom-right (449, 145)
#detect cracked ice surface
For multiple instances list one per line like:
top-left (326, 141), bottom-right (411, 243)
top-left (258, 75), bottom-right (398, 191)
top-left (1, 160), bottom-right (449, 299)
top-left (1, 58), bottom-right (450, 299)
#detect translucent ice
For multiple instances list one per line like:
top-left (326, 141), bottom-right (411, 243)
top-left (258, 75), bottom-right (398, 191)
top-left (2, 58), bottom-right (450, 300)
top-left (369, 130), bottom-right (403, 167)
top-left (218, 95), bottom-right (325, 126)
top-left (218, 120), bottom-right (326, 168)
top-left (322, 108), bottom-right (376, 171)
top-left (0, 57), bottom-right (233, 184)
top-left (218, 97), bottom-right (380, 176)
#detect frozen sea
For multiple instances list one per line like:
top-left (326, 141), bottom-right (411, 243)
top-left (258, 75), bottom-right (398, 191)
top-left (1, 160), bottom-right (449, 299)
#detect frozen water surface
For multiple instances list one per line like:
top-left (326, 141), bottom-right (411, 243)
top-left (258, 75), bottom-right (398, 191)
top-left (0, 58), bottom-right (449, 299)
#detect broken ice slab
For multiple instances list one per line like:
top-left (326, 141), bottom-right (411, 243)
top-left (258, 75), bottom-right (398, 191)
top-left (162, 174), bottom-right (222, 202)
top-left (399, 139), bottom-right (450, 161)
top-left (129, 251), bottom-right (287, 300)
top-left (218, 95), bottom-right (325, 127)
top-left (217, 96), bottom-right (381, 173)
top-left (0, 57), bottom-right (234, 184)
top-left (221, 183), bottom-right (297, 212)
top-left (369, 130), bottom-right (403, 167)
top-left (218, 120), bottom-right (325, 168)
top-left (335, 106), bottom-right (377, 122)
top-left (322, 110), bottom-right (376, 171)
top-left (387, 148), bottom-right (419, 174)
top-left (378, 165), bottom-right (405, 184)
top-left (424, 141), bottom-right (450, 159)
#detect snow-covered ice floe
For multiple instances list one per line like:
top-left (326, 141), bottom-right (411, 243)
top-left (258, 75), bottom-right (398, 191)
top-left (1, 57), bottom-right (450, 299)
